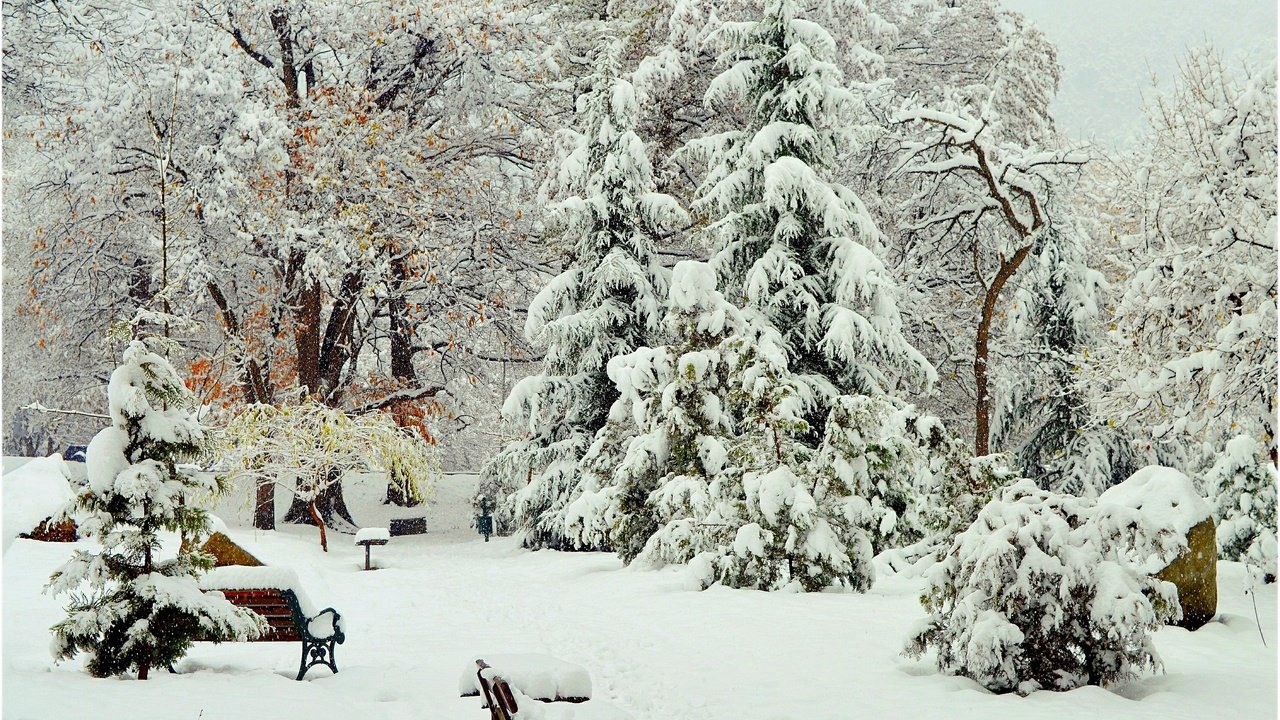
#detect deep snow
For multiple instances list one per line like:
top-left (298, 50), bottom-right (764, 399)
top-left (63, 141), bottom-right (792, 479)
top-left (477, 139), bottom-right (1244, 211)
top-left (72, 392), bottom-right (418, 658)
top-left (3, 466), bottom-right (1276, 719)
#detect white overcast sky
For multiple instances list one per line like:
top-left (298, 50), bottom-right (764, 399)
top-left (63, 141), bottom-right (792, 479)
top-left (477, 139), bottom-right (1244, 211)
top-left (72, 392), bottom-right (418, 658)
top-left (999, 0), bottom-right (1277, 147)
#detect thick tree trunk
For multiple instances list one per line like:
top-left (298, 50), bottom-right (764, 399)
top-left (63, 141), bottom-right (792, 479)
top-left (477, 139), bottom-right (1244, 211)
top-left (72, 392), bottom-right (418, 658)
top-left (293, 280), bottom-right (323, 397)
top-left (254, 477), bottom-right (275, 531)
top-left (283, 479), bottom-right (356, 529)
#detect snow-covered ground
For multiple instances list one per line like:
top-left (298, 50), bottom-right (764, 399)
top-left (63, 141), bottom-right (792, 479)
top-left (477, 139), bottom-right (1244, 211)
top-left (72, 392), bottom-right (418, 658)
top-left (3, 466), bottom-right (1276, 719)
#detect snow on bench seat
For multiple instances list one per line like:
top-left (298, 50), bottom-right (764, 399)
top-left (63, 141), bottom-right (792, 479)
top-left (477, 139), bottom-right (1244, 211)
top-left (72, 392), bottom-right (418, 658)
top-left (459, 654), bottom-right (592, 702)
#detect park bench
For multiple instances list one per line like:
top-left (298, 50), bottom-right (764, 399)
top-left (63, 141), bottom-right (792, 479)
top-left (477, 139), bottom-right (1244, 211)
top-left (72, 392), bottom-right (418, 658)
top-left (476, 659), bottom-right (520, 720)
top-left (199, 567), bottom-right (345, 680)
top-left (467, 655), bottom-right (631, 719)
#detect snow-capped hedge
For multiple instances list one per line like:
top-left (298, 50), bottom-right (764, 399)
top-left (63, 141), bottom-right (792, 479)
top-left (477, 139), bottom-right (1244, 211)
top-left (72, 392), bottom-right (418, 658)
top-left (905, 479), bottom-right (1180, 695)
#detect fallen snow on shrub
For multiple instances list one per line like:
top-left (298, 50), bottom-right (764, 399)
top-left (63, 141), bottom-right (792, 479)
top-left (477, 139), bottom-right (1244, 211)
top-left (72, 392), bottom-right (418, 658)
top-left (905, 479), bottom-right (1180, 695)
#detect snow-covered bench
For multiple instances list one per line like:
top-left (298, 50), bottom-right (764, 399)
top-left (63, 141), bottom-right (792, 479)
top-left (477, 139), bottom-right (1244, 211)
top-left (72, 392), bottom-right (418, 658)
top-left (461, 654), bottom-right (592, 704)
top-left (198, 566), bottom-right (345, 680)
top-left (465, 655), bottom-right (629, 719)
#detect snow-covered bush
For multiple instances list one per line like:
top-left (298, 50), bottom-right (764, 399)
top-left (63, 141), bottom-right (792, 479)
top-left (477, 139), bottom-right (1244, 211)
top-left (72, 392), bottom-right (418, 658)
top-left (1206, 436), bottom-right (1277, 581)
top-left (916, 446), bottom-right (1017, 553)
top-left (905, 480), bottom-right (1180, 695)
top-left (47, 340), bottom-right (265, 679)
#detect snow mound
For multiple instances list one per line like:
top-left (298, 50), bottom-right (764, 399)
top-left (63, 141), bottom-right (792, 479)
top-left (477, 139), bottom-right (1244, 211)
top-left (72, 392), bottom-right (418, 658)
top-left (3, 454), bottom-right (76, 553)
top-left (1099, 465), bottom-right (1212, 536)
top-left (459, 654), bottom-right (592, 701)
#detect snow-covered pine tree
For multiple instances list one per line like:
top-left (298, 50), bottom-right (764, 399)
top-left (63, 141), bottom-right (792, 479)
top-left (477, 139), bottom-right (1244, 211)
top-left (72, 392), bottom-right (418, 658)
top-left (810, 395), bottom-right (936, 556)
top-left (686, 0), bottom-right (934, 434)
top-left (1206, 435), bottom-right (1277, 581)
top-left (47, 340), bottom-right (264, 679)
top-left (483, 40), bottom-right (685, 550)
top-left (994, 220), bottom-right (1140, 498)
top-left (650, 1), bottom-right (937, 591)
top-left (568, 261), bottom-right (743, 561)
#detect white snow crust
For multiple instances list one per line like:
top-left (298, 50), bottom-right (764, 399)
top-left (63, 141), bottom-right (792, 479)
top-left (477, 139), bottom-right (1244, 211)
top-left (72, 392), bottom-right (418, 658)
top-left (355, 527), bottom-right (391, 543)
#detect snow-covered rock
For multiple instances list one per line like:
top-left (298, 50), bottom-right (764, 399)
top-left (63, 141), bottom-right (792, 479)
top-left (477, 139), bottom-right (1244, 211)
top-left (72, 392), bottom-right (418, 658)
top-left (1100, 465), bottom-right (1218, 629)
top-left (2, 454), bottom-right (76, 553)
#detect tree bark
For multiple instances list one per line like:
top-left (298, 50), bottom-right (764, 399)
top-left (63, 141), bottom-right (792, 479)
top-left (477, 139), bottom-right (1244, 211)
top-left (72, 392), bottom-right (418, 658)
top-left (283, 475), bottom-right (356, 529)
top-left (308, 500), bottom-right (328, 552)
top-left (254, 477), bottom-right (275, 531)
top-left (973, 245), bottom-right (1034, 457)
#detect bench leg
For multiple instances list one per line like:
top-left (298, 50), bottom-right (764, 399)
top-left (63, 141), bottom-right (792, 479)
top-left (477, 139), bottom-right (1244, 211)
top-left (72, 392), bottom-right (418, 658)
top-left (297, 638), bottom-right (339, 680)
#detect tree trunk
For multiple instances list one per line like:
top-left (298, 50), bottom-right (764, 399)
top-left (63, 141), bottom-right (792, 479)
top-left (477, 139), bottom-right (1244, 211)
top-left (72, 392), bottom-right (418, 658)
top-left (283, 478), bottom-right (356, 529)
top-left (973, 245), bottom-right (1035, 457)
top-left (139, 663), bottom-right (149, 680)
top-left (293, 280), bottom-right (323, 397)
top-left (308, 500), bottom-right (328, 552)
top-left (254, 477), bottom-right (275, 531)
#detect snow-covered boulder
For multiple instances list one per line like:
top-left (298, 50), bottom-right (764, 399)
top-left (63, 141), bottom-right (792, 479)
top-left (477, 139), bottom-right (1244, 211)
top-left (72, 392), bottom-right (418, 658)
top-left (3, 454), bottom-right (77, 553)
top-left (1099, 465), bottom-right (1217, 629)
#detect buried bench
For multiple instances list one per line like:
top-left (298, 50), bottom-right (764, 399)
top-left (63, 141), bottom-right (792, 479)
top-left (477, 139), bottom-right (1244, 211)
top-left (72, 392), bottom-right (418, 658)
top-left (198, 566), bottom-right (345, 680)
top-left (464, 655), bottom-right (631, 719)
top-left (476, 660), bottom-right (520, 720)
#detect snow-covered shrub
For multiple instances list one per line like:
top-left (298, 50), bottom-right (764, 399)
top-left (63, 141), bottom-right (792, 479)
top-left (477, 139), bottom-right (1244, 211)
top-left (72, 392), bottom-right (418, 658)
top-left (916, 446), bottom-right (1017, 553)
top-left (905, 480), bottom-right (1180, 695)
top-left (1206, 436), bottom-right (1277, 581)
top-left (47, 340), bottom-right (265, 679)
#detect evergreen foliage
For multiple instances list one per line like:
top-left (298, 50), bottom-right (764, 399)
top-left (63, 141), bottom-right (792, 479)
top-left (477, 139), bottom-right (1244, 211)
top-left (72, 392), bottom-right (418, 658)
top-left (47, 340), bottom-right (264, 679)
top-left (686, 0), bottom-right (934, 423)
top-left (567, 261), bottom-right (743, 560)
top-left (1206, 435), bottom-right (1278, 580)
top-left (484, 40), bottom-right (684, 550)
top-left (906, 480), bottom-right (1180, 695)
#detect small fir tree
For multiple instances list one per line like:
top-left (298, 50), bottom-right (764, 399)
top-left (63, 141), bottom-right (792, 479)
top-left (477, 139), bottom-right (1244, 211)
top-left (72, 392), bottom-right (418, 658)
top-left (47, 340), bottom-right (264, 679)
top-left (484, 40), bottom-right (684, 550)
top-left (574, 261), bottom-right (744, 563)
top-left (1207, 435), bottom-right (1277, 581)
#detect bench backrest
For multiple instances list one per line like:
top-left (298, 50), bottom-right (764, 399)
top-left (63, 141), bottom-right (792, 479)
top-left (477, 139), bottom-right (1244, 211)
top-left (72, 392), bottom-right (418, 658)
top-left (220, 589), bottom-right (307, 642)
top-left (475, 659), bottom-right (518, 720)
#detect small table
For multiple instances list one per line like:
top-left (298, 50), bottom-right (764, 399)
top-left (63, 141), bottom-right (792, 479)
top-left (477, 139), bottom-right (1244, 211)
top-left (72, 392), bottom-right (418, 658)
top-left (354, 527), bottom-right (390, 570)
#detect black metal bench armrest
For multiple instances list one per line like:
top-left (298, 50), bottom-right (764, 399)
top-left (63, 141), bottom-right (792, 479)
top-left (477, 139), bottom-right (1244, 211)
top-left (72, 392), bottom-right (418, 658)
top-left (304, 607), bottom-right (345, 644)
